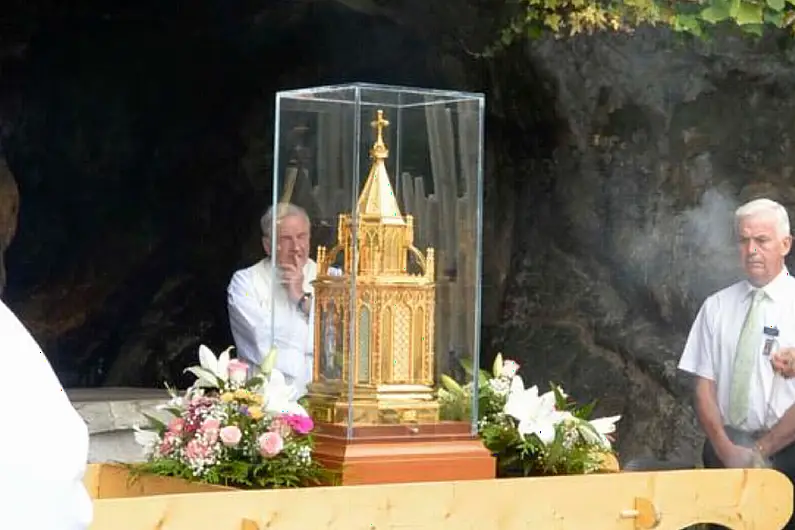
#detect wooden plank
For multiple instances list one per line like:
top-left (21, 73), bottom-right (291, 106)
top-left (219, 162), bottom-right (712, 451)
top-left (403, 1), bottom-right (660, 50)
top-left (414, 176), bottom-right (427, 248)
top-left (400, 171), bottom-right (415, 216)
top-left (85, 464), bottom-right (232, 501)
top-left (83, 464), bottom-right (102, 500)
top-left (424, 104), bottom-right (449, 268)
top-left (89, 469), bottom-right (793, 530)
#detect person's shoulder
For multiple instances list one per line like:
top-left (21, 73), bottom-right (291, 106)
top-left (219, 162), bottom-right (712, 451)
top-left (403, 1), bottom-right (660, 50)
top-left (702, 279), bottom-right (747, 312)
top-left (229, 260), bottom-right (265, 286)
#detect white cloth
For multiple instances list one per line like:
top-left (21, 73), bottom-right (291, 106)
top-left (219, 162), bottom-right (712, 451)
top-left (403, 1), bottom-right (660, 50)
top-left (679, 268), bottom-right (795, 431)
top-left (0, 300), bottom-right (92, 530)
top-left (227, 259), bottom-right (317, 397)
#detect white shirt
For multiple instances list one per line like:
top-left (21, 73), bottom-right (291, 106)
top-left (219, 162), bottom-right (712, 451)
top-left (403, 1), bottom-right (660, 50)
top-left (227, 259), bottom-right (317, 397)
top-left (0, 300), bottom-right (92, 530)
top-left (679, 268), bottom-right (795, 431)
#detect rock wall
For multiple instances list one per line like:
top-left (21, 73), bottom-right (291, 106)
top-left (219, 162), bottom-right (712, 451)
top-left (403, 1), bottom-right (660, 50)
top-left (494, 29), bottom-right (795, 463)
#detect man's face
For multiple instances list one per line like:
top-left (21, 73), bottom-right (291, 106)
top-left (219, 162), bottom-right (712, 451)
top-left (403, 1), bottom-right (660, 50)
top-left (737, 213), bottom-right (792, 287)
top-left (263, 214), bottom-right (310, 269)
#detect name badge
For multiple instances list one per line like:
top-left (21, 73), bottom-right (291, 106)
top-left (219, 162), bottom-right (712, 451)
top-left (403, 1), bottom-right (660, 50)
top-left (763, 326), bottom-right (780, 357)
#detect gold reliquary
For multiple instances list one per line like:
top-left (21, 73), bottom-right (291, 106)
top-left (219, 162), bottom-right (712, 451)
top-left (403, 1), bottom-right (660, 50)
top-left (307, 110), bottom-right (439, 425)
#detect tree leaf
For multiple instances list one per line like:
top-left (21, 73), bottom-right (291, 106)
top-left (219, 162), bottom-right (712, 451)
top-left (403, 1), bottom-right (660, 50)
top-left (768, 0), bottom-right (786, 11)
top-left (764, 9), bottom-right (784, 25)
top-left (733, 1), bottom-right (765, 24)
top-left (700, 4), bottom-right (731, 23)
top-left (741, 23), bottom-right (765, 34)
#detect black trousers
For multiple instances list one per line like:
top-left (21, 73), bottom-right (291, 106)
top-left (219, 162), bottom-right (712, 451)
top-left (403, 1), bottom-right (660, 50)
top-left (703, 428), bottom-right (795, 530)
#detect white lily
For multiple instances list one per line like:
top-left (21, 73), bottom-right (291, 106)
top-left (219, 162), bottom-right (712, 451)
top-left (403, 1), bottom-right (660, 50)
top-left (260, 369), bottom-right (308, 417)
top-left (504, 377), bottom-right (571, 445)
top-left (579, 415), bottom-right (621, 449)
top-left (184, 345), bottom-right (232, 388)
top-left (133, 425), bottom-right (159, 453)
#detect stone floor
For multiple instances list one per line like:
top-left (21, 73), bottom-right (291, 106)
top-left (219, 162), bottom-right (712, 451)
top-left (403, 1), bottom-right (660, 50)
top-left (66, 387), bottom-right (171, 463)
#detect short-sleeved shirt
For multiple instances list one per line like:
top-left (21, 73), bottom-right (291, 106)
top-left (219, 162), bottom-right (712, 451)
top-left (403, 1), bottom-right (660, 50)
top-left (678, 268), bottom-right (795, 431)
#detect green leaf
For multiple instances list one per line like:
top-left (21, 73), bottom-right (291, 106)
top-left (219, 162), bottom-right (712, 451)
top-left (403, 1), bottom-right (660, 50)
top-left (673, 13), bottom-right (703, 33)
top-left (764, 9), bottom-right (784, 25)
top-left (440, 374), bottom-right (464, 395)
top-left (478, 371), bottom-right (489, 389)
top-left (459, 358), bottom-right (475, 376)
top-left (768, 0), bottom-right (786, 11)
top-left (741, 23), bottom-right (765, 35)
top-left (260, 346), bottom-right (278, 375)
top-left (733, 1), bottom-right (764, 24)
top-left (700, 3), bottom-right (731, 23)
top-left (141, 413), bottom-right (168, 432)
top-left (492, 353), bottom-right (503, 378)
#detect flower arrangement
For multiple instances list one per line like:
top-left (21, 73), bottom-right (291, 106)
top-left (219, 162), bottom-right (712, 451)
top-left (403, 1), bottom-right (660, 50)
top-left (133, 345), bottom-right (326, 489)
top-left (438, 353), bottom-right (620, 477)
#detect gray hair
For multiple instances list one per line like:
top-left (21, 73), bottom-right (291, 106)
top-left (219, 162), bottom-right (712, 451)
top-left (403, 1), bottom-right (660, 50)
top-left (259, 203), bottom-right (310, 240)
top-left (735, 198), bottom-right (791, 238)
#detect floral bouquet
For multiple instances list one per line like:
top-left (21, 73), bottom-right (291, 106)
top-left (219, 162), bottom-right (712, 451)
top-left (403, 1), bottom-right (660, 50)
top-left (133, 345), bottom-right (326, 489)
top-left (439, 353), bottom-right (620, 477)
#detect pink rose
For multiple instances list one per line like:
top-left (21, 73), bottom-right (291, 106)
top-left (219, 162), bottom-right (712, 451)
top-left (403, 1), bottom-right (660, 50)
top-left (228, 359), bottom-right (249, 385)
top-left (501, 360), bottom-right (520, 379)
top-left (167, 418), bottom-right (185, 434)
top-left (258, 432), bottom-right (284, 458)
top-left (219, 425), bottom-right (242, 447)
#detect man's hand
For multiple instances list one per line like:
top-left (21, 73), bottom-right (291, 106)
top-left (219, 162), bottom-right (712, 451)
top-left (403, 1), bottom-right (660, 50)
top-left (772, 347), bottom-right (795, 378)
top-left (718, 442), bottom-right (755, 468)
top-left (280, 254), bottom-right (304, 303)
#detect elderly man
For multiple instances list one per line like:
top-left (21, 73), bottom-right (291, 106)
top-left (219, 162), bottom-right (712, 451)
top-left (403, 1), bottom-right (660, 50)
top-left (679, 197), bottom-right (795, 528)
top-left (0, 299), bottom-right (92, 530)
top-left (227, 203), bottom-right (316, 397)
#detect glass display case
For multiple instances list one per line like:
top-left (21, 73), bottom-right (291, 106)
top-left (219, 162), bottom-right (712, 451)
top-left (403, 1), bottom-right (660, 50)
top-left (268, 83), bottom-right (485, 442)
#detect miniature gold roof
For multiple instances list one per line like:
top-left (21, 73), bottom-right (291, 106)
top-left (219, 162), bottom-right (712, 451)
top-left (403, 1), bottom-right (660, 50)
top-left (357, 110), bottom-right (405, 225)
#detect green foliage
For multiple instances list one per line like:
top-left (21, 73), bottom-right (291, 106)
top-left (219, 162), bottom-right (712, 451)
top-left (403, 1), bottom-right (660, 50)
top-left (438, 354), bottom-right (617, 477)
top-left (487, 0), bottom-right (795, 55)
top-left (131, 439), bottom-right (329, 489)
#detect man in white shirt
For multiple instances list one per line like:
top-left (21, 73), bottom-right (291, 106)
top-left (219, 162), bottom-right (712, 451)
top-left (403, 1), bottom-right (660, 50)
top-left (227, 203), bottom-right (316, 397)
top-left (679, 197), bottom-right (795, 528)
top-left (0, 299), bottom-right (92, 530)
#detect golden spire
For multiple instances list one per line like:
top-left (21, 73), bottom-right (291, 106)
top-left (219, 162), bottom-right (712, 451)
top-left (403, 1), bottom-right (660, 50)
top-left (357, 110), bottom-right (404, 224)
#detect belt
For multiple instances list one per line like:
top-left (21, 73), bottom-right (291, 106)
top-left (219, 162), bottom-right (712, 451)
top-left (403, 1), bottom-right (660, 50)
top-left (725, 425), bottom-right (768, 441)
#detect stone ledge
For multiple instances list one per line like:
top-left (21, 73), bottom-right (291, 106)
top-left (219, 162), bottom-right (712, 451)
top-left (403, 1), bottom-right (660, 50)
top-left (67, 387), bottom-right (171, 434)
top-left (67, 387), bottom-right (172, 463)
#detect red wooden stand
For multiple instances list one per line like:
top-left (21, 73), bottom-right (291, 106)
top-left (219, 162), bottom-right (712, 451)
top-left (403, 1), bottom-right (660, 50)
top-left (311, 421), bottom-right (496, 485)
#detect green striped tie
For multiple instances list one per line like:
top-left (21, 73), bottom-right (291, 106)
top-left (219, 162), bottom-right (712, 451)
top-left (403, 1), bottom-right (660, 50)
top-left (728, 289), bottom-right (766, 426)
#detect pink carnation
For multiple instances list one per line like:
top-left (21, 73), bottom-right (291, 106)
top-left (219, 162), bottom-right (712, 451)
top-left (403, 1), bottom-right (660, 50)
top-left (200, 418), bottom-right (221, 444)
top-left (282, 414), bottom-right (314, 435)
top-left (268, 418), bottom-right (292, 438)
top-left (185, 439), bottom-right (214, 462)
top-left (158, 432), bottom-right (180, 457)
top-left (167, 418), bottom-right (185, 434)
top-left (219, 425), bottom-right (242, 447)
top-left (258, 432), bottom-right (284, 458)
